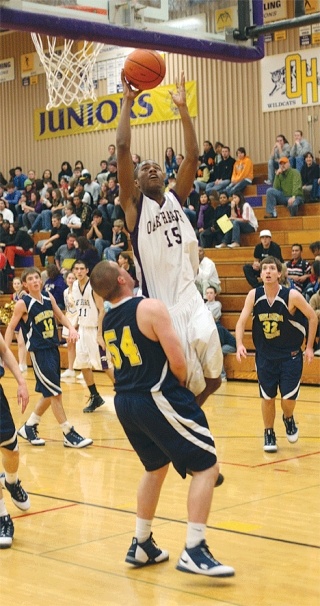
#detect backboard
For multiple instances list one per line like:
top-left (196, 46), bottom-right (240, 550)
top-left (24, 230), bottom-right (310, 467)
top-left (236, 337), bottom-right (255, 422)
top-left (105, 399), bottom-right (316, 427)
top-left (0, 0), bottom-right (265, 62)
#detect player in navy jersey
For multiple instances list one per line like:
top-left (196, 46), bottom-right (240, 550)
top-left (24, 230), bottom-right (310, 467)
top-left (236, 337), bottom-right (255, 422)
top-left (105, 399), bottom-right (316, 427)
top-left (236, 256), bottom-right (317, 453)
top-left (5, 267), bottom-right (93, 449)
top-left (0, 333), bottom-right (30, 547)
top-left (90, 260), bottom-right (234, 578)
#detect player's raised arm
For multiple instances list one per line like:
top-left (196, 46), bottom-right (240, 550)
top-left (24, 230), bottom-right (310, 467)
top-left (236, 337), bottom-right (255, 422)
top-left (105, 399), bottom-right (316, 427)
top-left (235, 289), bottom-right (255, 361)
top-left (170, 72), bottom-right (199, 205)
top-left (137, 298), bottom-right (187, 386)
top-left (116, 70), bottom-right (141, 231)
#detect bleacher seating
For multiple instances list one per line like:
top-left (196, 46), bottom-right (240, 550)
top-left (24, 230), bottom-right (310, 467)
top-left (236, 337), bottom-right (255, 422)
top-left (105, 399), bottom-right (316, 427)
top-left (0, 171), bottom-right (319, 385)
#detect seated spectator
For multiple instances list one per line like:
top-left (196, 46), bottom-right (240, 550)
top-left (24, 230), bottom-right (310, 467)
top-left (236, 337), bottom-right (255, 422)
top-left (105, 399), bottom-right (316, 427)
top-left (300, 152), bottom-right (320, 202)
top-left (309, 260), bottom-right (320, 354)
top-left (4, 222), bottom-right (34, 269)
top-left (199, 191), bottom-right (231, 248)
top-left (195, 246), bottom-right (221, 297)
top-left (0, 198), bottom-right (14, 223)
top-left (224, 147), bottom-right (253, 197)
top-left (243, 229), bottom-right (283, 288)
top-left (86, 209), bottom-right (112, 259)
top-left (80, 171), bottom-right (100, 206)
top-left (23, 179), bottom-right (34, 202)
top-left (43, 263), bottom-right (66, 309)
top-left (98, 177), bottom-right (119, 221)
top-left (205, 146), bottom-right (235, 197)
top-left (194, 163), bottom-right (210, 195)
top-left (13, 167), bottom-right (27, 191)
top-left (214, 141), bottom-right (223, 164)
top-left (21, 190), bottom-right (43, 229)
top-left (289, 130), bottom-right (312, 172)
top-left (309, 240), bottom-right (320, 261)
top-left (194, 140), bottom-right (216, 194)
top-left (74, 236), bottom-right (100, 274)
top-left (28, 188), bottom-right (55, 234)
top-left (106, 160), bottom-right (118, 183)
top-left (72, 182), bottom-right (92, 207)
top-left (107, 144), bottom-right (117, 163)
top-left (117, 251), bottom-right (139, 291)
top-left (280, 263), bottom-right (296, 289)
top-left (195, 193), bottom-right (214, 242)
top-left (3, 182), bottom-right (21, 215)
top-left (216, 192), bottom-right (258, 248)
top-left (175, 153), bottom-right (184, 174)
top-left (72, 194), bottom-right (92, 234)
top-left (109, 196), bottom-right (125, 224)
top-left (0, 218), bottom-right (11, 248)
top-left (182, 186), bottom-right (199, 228)
top-left (165, 174), bottom-right (176, 193)
top-left (286, 243), bottom-right (311, 294)
top-left (0, 170), bottom-right (8, 187)
top-left (264, 157), bottom-right (304, 218)
top-left (264, 134), bottom-right (290, 185)
top-left (58, 161), bottom-right (73, 183)
top-left (103, 219), bottom-right (128, 261)
top-left (164, 147), bottom-right (178, 182)
top-left (199, 140), bottom-right (216, 168)
top-left (61, 202), bottom-right (82, 233)
top-left (55, 232), bottom-right (77, 274)
top-left (36, 212), bottom-right (70, 267)
top-left (216, 323), bottom-right (236, 382)
top-left (205, 285), bottom-right (222, 320)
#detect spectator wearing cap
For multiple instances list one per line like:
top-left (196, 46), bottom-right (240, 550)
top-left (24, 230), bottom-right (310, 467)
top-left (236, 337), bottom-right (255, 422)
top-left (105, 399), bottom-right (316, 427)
top-left (264, 157), bottom-right (304, 218)
top-left (80, 170), bottom-right (100, 206)
top-left (243, 229), bottom-right (284, 288)
top-left (13, 167), bottom-right (27, 191)
top-left (107, 160), bottom-right (118, 182)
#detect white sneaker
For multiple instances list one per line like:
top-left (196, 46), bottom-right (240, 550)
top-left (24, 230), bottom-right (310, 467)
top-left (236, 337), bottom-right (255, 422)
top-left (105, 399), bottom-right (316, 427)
top-left (76, 372), bottom-right (84, 380)
top-left (61, 369), bottom-right (76, 378)
top-left (19, 364), bottom-right (28, 372)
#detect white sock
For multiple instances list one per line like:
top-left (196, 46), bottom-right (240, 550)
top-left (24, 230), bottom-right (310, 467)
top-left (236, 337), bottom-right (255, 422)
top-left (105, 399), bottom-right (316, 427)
top-left (0, 498), bottom-right (8, 517)
top-left (135, 517), bottom-right (152, 543)
top-left (60, 421), bottom-right (72, 433)
top-left (186, 522), bottom-right (206, 548)
top-left (5, 472), bottom-right (18, 485)
top-left (26, 412), bottom-right (41, 426)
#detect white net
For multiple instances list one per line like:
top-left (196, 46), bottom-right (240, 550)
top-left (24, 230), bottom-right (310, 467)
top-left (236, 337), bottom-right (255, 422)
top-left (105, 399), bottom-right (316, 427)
top-left (31, 34), bottom-right (104, 110)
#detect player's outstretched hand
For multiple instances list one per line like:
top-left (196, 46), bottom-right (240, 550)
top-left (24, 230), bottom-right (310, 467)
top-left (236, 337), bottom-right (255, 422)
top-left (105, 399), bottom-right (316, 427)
top-left (236, 345), bottom-right (247, 362)
top-left (169, 71), bottom-right (186, 108)
top-left (304, 346), bottom-right (314, 364)
top-left (121, 69), bottom-right (140, 101)
top-left (67, 327), bottom-right (79, 343)
top-left (17, 381), bottom-right (29, 414)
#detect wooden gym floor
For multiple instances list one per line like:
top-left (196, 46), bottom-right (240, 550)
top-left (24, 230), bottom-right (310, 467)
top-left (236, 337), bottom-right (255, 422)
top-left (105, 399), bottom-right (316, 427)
top-left (0, 370), bottom-right (319, 606)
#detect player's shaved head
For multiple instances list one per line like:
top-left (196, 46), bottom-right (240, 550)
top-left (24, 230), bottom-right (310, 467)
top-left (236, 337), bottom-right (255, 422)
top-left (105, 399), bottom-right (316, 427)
top-left (90, 261), bottom-right (122, 302)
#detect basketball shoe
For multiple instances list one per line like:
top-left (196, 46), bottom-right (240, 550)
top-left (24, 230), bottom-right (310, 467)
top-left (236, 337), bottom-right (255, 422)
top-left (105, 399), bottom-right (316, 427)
top-left (18, 423), bottom-right (45, 446)
top-left (264, 428), bottom-right (277, 452)
top-left (63, 427), bottom-right (93, 448)
top-left (0, 474), bottom-right (30, 511)
top-left (282, 415), bottom-right (299, 443)
top-left (176, 540), bottom-right (235, 577)
top-left (0, 515), bottom-right (14, 549)
top-left (125, 533), bottom-right (169, 567)
top-left (83, 394), bottom-right (105, 413)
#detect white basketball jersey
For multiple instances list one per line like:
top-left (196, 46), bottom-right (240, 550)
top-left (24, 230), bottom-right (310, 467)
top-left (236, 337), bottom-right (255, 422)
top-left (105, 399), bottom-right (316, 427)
top-left (72, 279), bottom-right (98, 327)
top-left (130, 191), bottom-right (199, 309)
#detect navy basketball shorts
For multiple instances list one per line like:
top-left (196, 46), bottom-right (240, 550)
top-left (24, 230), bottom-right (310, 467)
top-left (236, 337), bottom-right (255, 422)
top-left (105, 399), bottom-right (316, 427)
top-left (30, 347), bottom-right (62, 398)
top-left (114, 385), bottom-right (217, 479)
top-left (255, 350), bottom-right (303, 400)
top-left (0, 385), bottom-right (18, 451)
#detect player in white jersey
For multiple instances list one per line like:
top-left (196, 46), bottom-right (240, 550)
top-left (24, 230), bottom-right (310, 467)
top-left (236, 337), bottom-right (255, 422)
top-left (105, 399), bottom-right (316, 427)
top-left (72, 259), bottom-right (112, 412)
top-left (116, 71), bottom-right (223, 406)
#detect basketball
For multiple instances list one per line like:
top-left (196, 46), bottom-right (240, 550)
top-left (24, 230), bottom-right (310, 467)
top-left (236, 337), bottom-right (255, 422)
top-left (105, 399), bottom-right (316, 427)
top-left (124, 49), bottom-right (166, 91)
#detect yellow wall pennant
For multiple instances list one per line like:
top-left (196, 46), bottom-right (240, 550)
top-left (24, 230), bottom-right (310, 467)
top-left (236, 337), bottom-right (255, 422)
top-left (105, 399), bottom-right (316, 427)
top-left (33, 81), bottom-right (198, 141)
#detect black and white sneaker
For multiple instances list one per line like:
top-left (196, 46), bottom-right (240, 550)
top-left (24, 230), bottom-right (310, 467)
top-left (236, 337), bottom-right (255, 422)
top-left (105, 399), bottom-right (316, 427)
top-left (63, 427), bottom-right (93, 448)
top-left (83, 394), bottom-right (105, 413)
top-left (176, 540), bottom-right (235, 577)
top-left (282, 415), bottom-right (299, 443)
top-left (17, 423), bottom-right (45, 446)
top-left (0, 515), bottom-right (14, 549)
top-left (264, 428), bottom-right (277, 452)
top-left (0, 473), bottom-right (30, 511)
top-left (125, 533), bottom-right (169, 567)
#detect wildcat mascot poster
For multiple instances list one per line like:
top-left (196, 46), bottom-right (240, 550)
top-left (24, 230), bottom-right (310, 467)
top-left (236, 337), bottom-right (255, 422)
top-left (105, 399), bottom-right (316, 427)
top-left (261, 48), bottom-right (320, 112)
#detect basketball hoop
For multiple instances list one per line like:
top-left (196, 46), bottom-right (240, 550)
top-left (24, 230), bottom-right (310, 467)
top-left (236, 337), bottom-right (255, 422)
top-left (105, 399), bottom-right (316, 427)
top-left (31, 33), bottom-right (104, 110)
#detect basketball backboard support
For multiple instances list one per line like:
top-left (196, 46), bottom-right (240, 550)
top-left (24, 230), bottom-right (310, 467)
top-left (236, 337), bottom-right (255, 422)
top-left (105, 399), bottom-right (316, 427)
top-left (0, 0), bottom-right (266, 62)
